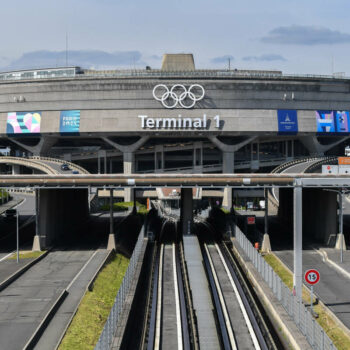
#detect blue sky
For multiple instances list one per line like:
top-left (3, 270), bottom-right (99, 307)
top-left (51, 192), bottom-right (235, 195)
top-left (1, 0), bottom-right (350, 74)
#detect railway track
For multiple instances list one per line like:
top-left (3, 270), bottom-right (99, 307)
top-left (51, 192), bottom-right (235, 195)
top-left (143, 242), bottom-right (192, 350)
top-left (202, 240), bottom-right (278, 350)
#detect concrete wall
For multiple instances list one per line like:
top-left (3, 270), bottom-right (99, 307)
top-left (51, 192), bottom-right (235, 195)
top-left (278, 188), bottom-right (338, 246)
top-left (303, 189), bottom-right (337, 245)
top-left (0, 76), bottom-right (350, 136)
top-left (38, 188), bottom-right (89, 248)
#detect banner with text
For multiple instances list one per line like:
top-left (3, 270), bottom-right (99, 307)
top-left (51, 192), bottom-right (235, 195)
top-left (316, 110), bottom-right (350, 133)
top-left (277, 110), bottom-right (298, 134)
top-left (60, 110), bottom-right (80, 133)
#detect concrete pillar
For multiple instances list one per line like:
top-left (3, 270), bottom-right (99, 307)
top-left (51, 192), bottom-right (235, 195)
top-left (293, 183), bottom-right (303, 300)
top-left (222, 152), bottom-right (234, 209)
top-left (181, 188), bottom-right (193, 235)
top-left (12, 165), bottom-right (20, 175)
top-left (336, 192), bottom-right (346, 251)
top-left (261, 188), bottom-right (271, 253)
top-left (154, 145), bottom-right (164, 173)
top-left (193, 142), bottom-right (203, 172)
top-left (107, 189), bottom-right (116, 250)
top-left (123, 152), bottom-right (135, 202)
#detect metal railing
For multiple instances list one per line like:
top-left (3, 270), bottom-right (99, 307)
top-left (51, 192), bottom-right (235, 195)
top-left (94, 227), bottom-right (145, 350)
top-left (235, 225), bottom-right (335, 350)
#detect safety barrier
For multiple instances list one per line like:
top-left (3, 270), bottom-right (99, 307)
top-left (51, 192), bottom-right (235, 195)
top-left (0, 157), bottom-right (57, 174)
top-left (30, 156), bottom-right (90, 174)
top-left (235, 225), bottom-right (335, 350)
top-left (94, 226), bottom-right (145, 350)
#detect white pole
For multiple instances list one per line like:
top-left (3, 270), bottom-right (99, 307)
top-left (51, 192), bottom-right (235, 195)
top-left (293, 182), bottom-right (303, 300)
top-left (16, 210), bottom-right (19, 263)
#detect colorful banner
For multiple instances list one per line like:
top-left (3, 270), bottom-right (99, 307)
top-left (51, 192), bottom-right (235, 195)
top-left (316, 110), bottom-right (335, 133)
top-left (277, 110), bottom-right (298, 134)
top-left (316, 110), bottom-right (350, 133)
top-left (60, 110), bottom-right (80, 133)
top-left (335, 111), bottom-right (350, 133)
top-left (6, 112), bottom-right (41, 134)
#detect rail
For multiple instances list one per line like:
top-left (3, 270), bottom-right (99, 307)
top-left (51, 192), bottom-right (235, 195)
top-left (94, 226), bottom-right (145, 350)
top-left (235, 225), bottom-right (335, 350)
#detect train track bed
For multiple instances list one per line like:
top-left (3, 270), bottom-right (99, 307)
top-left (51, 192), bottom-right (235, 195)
top-left (144, 242), bottom-right (191, 350)
top-left (202, 241), bottom-right (278, 350)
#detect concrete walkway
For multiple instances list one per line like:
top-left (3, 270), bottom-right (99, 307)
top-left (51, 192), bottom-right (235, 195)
top-left (274, 249), bottom-right (350, 331)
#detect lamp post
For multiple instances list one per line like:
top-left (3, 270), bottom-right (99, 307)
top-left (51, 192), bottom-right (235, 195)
top-left (16, 209), bottom-right (19, 263)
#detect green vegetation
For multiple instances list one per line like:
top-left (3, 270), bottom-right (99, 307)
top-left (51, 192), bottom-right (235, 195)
top-left (58, 253), bottom-right (129, 350)
top-left (100, 201), bottom-right (147, 214)
top-left (264, 253), bottom-right (350, 350)
top-left (0, 190), bottom-right (11, 203)
top-left (7, 251), bottom-right (45, 260)
top-left (220, 207), bottom-right (230, 214)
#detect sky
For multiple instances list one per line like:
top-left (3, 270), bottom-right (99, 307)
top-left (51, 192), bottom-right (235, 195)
top-left (1, 0), bottom-right (350, 75)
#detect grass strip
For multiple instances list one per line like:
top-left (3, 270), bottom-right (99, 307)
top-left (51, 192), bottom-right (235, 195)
top-left (7, 251), bottom-right (45, 260)
top-left (264, 253), bottom-right (350, 350)
top-left (58, 253), bottom-right (129, 350)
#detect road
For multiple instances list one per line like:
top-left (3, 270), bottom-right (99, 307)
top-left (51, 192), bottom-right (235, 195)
top-left (0, 249), bottom-right (95, 350)
top-left (274, 249), bottom-right (350, 329)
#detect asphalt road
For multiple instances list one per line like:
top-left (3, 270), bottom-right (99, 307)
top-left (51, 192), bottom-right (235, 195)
top-left (34, 249), bottom-right (110, 350)
top-left (0, 249), bottom-right (95, 350)
top-left (274, 249), bottom-right (350, 329)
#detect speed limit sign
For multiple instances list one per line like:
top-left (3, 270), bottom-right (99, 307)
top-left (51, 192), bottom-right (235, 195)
top-left (305, 269), bottom-right (320, 285)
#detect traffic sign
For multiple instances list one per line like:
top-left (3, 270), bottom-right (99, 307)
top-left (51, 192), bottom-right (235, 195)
top-left (304, 269), bottom-right (320, 285)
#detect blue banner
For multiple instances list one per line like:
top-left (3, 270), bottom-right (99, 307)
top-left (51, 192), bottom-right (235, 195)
top-left (277, 110), bottom-right (298, 134)
top-left (316, 110), bottom-right (335, 133)
top-left (60, 110), bottom-right (80, 133)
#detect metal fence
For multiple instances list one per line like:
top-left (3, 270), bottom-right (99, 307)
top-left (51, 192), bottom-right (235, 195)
top-left (235, 225), bottom-right (336, 350)
top-left (94, 226), bottom-right (145, 350)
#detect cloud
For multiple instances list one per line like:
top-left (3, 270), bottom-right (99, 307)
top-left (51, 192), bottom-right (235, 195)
top-left (2, 50), bottom-right (147, 70)
top-left (262, 25), bottom-right (350, 45)
top-left (243, 54), bottom-right (286, 62)
top-left (211, 55), bottom-right (234, 64)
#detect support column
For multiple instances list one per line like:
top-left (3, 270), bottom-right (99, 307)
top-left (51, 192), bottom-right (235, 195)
top-left (335, 192), bottom-right (346, 255)
top-left (12, 165), bottom-right (20, 175)
top-left (261, 188), bottom-right (271, 253)
top-left (107, 189), bottom-right (116, 250)
top-left (293, 182), bottom-right (303, 300)
top-left (222, 152), bottom-right (234, 209)
top-left (181, 188), bottom-right (193, 235)
top-left (123, 152), bottom-right (135, 202)
top-left (32, 189), bottom-right (41, 251)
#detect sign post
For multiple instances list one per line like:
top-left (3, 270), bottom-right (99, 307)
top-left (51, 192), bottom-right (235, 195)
top-left (305, 269), bottom-right (320, 316)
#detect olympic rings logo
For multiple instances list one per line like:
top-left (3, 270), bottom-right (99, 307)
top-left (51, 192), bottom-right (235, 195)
top-left (152, 84), bottom-right (205, 109)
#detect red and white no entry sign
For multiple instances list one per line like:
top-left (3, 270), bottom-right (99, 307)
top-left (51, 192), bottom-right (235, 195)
top-left (304, 269), bottom-right (320, 285)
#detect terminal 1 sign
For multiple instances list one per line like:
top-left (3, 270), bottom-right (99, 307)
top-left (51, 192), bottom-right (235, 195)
top-left (138, 114), bottom-right (221, 129)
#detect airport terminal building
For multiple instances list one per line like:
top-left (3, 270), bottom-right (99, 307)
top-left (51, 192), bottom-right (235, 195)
top-left (0, 53), bottom-right (349, 202)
